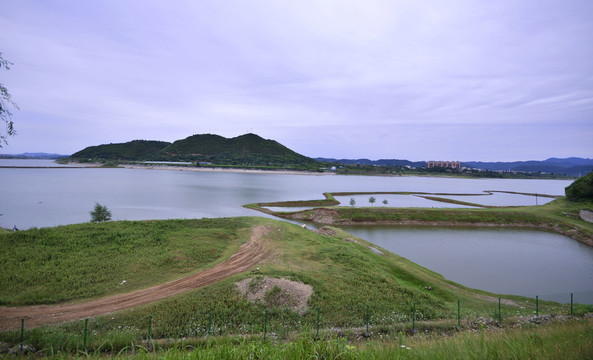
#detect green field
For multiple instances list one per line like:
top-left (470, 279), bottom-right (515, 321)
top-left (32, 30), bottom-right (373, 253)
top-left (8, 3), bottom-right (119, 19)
top-left (0, 218), bottom-right (250, 305)
top-left (2, 215), bottom-right (591, 355)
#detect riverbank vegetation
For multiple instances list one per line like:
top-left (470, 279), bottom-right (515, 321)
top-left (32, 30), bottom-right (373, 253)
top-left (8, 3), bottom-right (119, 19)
top-left (565, 170), bottom-right (593, 201)
top-left (247, 193), bottom-right (593, 247)
top-left (3, 217), bottom-right (589, 355)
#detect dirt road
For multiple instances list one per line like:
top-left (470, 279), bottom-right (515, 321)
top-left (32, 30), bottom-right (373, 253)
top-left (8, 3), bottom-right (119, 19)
top-left (0, 225), bottom-right (271, 331)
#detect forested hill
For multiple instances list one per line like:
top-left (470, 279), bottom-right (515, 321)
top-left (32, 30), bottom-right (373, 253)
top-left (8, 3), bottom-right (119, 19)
top-left (70, 140), bottom-right (171, 161)
top-left (68, 133), bottom-right (318, 167)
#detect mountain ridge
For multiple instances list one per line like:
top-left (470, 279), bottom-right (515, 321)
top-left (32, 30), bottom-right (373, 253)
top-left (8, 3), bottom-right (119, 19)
top-left (68, 133), bottom-right (318, 168)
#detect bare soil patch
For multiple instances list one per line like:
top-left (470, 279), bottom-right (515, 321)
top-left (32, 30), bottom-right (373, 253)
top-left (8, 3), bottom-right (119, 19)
top-left (0, 225), bottom-right (271, 331)
top-left (236, 277), bottom-right (313, 315)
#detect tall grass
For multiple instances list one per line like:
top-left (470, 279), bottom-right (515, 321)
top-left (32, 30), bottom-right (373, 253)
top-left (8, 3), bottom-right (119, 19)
top-left (2, 319), bottom-right (591, 359)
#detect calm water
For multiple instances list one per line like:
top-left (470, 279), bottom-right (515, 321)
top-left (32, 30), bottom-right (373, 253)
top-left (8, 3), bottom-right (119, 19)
top-left (1, 160), bottom-right (572, 229)
top-left (340, 226), bottom-right (593, 304)
top-left (2, 159), bottom-right (589, 303)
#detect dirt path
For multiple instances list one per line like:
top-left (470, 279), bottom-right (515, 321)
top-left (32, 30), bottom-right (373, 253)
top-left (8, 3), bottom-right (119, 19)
top-left (0, 225), bottom-right (271, 331)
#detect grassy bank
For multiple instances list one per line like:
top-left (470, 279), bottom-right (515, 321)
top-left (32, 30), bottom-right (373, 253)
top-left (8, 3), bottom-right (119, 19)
top-left (247, 194), bottom-right (593, 246)
top-left (0, 218), bottom-right (251, 305)
top-left (2, 318), bottom-right (591, 359)
top-left (3, 217), bottom-right (586, 353)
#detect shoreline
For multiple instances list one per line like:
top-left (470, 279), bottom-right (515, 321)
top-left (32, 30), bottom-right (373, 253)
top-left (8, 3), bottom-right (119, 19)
top-left (119, 164), bottom-right (337, 176)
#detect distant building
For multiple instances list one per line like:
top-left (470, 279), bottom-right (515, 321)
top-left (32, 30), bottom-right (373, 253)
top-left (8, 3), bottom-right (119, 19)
top-left (426, 161), bottom-right (460, 170)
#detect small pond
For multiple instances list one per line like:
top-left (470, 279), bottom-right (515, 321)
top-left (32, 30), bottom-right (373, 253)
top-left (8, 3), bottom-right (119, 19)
top-left (339, 226), bottom-right (593, 304)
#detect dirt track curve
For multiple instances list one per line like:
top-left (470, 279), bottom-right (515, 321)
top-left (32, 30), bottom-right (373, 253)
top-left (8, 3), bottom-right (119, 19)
top-left (0, 225), bottom-right (271, 331)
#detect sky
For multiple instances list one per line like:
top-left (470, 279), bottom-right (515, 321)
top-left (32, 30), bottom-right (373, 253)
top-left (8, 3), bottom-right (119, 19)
top-left (1, 0), bottom-right (592, 162)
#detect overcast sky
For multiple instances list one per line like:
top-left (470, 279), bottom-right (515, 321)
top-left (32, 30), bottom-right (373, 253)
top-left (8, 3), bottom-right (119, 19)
top-left (1, 0), bottom-right (592, 161)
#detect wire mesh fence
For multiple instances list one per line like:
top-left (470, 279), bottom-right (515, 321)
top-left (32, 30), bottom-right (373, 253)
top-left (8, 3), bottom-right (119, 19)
top-left (6, 291), bottom-right (593, 353)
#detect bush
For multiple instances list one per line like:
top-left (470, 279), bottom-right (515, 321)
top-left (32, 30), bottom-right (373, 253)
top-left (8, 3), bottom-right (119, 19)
top-left (90, 202), bottom-right (112, 222)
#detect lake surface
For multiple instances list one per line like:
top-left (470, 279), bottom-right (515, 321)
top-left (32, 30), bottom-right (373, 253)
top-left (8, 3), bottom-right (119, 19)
top-left (1, 160), bottom-right (572, 229)
top-left (2, 159), bottom-right (590, 303)
top-left (339, 226), bottom-right (593, 304)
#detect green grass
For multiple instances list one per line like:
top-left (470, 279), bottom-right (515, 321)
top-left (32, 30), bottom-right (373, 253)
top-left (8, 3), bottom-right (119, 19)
top-left (251, 192), bottom-right (339, 209)
top-left (0, 218), bottom-right (251, 305)
top-left (2, 319), bottom-right (591, 359)
top-left (2, 217), bottom-right (585, 354)
top-left (249, 194), bottom-right (593, 245)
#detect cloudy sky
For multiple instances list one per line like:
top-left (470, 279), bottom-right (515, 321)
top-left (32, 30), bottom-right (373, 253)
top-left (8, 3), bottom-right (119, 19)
top-left (1, 0), bottom-right (592, 161)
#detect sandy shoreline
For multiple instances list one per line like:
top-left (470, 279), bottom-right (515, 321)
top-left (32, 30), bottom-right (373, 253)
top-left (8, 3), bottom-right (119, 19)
top-left (92, 163), bottom-right (337, 176)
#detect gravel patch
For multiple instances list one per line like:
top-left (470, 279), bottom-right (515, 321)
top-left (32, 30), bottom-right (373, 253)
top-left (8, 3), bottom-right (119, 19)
top-left (236, 277), bottom-right (313, 315)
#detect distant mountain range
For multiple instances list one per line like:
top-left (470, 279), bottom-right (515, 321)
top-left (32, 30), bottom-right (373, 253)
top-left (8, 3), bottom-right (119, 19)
top-left (0, 152), bottom-right (67, 159)
top-left (461, 158), bottom-right (593, 176)
top-left (3, 137), bottom-right (591, 176)
top-left (317, 157), bottom-right (593, 176)
top-left (68, 133), bottom-right (318, 167)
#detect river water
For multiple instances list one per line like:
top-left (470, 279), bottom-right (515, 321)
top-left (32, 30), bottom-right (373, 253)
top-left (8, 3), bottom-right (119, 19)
top-left (1, 160), bottom-right (591, 303)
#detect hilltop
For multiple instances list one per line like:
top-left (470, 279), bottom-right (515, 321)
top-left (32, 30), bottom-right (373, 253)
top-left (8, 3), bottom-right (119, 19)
top-left (68, 133), bottom-right (318, 168)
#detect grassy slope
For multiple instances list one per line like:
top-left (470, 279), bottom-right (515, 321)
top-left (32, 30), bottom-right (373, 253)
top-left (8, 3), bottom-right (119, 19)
top-left (2, 217), bottom-right (584, 353)
top-left (0, 218), bottom-right (251, 305)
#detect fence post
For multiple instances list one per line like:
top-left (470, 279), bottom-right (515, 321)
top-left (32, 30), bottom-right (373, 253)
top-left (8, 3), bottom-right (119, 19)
top-left (264, 309), bottom-right (268, 341)
top-left (536, 296), bottom-right (538, 318)
top-left (83, 318), bottom-right (88, 351)
top-left (208, 312), bottom-right (212, 336)
top-left (412, 303), bottom-right (416, 332)
top-left (366, 304), bottom-right (369, 334)
top-left (148, 315), bottom-right (152, 346)
top-left (570, 293), bottom-right (573, 316)
top-left (316, 306), bottom-right (320, 339)
top-left (20, 318), bottom-right (24, 352)
top-left (498, 298), bottom-right (501, 322)
top-left (457, 300), bottom-right (460, 327)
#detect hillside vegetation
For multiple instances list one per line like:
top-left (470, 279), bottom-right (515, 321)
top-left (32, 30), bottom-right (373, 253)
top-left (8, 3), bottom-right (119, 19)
top-left (565, 170), bottom-right (593, 201)
top-left (1, 217), bottom-right (591, 356)
top-left (67, 133), bottom-right (318, 168)
top-left (2, 218), bottom-right (578, 345)
top-left (70, 140), bottom-right (170, 161)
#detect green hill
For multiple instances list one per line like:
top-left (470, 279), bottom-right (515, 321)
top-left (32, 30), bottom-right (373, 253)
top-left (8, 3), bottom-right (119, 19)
top-left (69, 140), bottom-right (170, 162)
top-left (565, 170), bottom-right (593, 201)
top-left (160, 133), bottom-right (317, 166)
top-left (68, 133), bottom-right (318, 167)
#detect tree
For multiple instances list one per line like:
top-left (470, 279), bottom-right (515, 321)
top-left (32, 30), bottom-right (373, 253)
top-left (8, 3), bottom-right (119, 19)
top-left (0, 53), bottom-right (18, 147)
top-left (382, 199), bottom-right (388, 206)
top-left (369, 196), bottom-right (376, 206)
top-left (90, 203), bottom-right (112, 223)
top-left (349, 198), bottom-right (356, 206)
